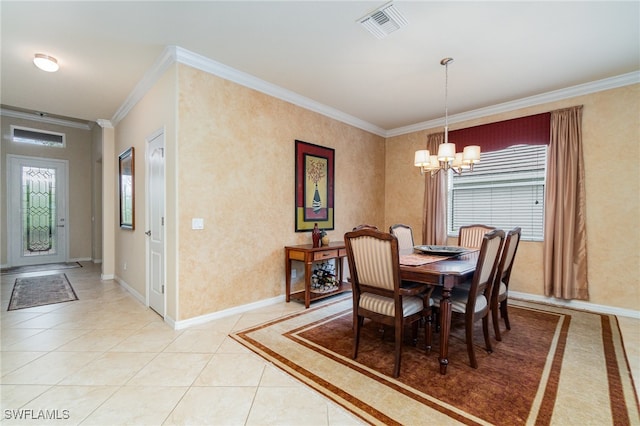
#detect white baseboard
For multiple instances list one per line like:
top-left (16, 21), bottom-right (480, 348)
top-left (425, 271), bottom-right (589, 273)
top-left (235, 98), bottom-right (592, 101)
top-left (100, 274), bottom-right (115, 280)
top-left (510, 291), bottom-right (640, 319)
top-left (69, 257), bottom-right (92, 263)
top-left (114, 275), bottom-right (145, 305)
top-left (172, 295), bottom-right (286, 330)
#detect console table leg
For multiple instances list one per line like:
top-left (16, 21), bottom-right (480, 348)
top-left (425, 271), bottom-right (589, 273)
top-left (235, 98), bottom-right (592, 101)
top-left (304, 261), bottom-right (312, 308)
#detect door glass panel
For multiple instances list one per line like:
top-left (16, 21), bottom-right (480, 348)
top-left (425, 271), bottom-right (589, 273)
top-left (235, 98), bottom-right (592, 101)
top-left (22, 166), bottom-right (57, 256)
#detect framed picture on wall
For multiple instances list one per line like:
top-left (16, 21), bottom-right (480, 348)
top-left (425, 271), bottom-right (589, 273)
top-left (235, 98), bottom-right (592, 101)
top-left (295, 140), bottom-right (334, 232)
top-left (119, 147), bottom-right (135, 230)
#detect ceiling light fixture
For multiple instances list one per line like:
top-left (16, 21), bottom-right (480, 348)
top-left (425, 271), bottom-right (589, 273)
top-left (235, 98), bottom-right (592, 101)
top-left (415, 58), bottom-right (480, 176)
top-left (33, 53), bottom-right (59, 72)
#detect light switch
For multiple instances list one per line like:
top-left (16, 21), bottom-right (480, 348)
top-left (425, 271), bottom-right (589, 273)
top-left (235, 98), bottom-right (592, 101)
top-left (192, 218), bottom-right (204, 230)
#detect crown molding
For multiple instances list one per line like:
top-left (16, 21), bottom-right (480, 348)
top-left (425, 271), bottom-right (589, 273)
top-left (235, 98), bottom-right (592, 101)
top-left (387, 70), bottom-right (640, 138)
top-left (96, 119), bottom-right (114, 128)
top-left (112, 45), bottom-right (639, 139)
top-left (110, 47), bottom-right (177, 126)
top-left (0, 108), bottom-right (93, 130)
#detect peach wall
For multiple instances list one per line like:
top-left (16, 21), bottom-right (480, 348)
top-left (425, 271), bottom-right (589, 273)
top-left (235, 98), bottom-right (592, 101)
top-left (176, 64), bottom-right (385, 319)
top-left (384, 84), bottom-right (640, 311)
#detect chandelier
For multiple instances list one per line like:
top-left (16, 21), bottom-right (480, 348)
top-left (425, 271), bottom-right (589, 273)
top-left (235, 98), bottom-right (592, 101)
top-left (414, 57), bottom-right (480, 176)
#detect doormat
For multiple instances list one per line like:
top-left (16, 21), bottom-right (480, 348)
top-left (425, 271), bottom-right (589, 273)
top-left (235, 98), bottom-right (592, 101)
top-left (231, 297), bottom-right (639, 425)
top-left (8, 273), bottom-right (79, 311)
top-left (1, 262), bottom-right (82, 276)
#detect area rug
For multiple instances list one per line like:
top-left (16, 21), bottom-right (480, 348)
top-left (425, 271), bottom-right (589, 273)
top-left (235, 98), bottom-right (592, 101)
top-left (8, 273), bottom-right (78, 311)
top-left (231, 297), bottom-right (639, 426)
top-left (1, 262), bottom-right (82, 276)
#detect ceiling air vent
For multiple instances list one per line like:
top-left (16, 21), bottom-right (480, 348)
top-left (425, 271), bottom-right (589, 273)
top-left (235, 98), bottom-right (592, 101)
top-left (358, 1), bottom-right (408, 39)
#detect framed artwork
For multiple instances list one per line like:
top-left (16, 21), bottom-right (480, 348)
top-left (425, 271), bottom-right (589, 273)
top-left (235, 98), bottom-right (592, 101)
top-left (119, 147), bottom-right (135, 230)
top-left (295, 140), bottom-right (334, 232)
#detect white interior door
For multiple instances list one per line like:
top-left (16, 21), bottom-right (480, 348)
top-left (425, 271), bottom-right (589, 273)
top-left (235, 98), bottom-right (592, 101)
top-left (147, 131), bottom-right (165, 316)
top-left (7, 155), bottom-right (68, 266)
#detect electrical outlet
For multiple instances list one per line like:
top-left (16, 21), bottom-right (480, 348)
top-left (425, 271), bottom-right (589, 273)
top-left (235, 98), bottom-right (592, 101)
top-left (123, 262), bottom-right (127, 270)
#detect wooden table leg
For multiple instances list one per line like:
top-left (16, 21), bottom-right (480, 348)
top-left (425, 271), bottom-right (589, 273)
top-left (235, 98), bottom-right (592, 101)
top-left (304, 260), bottom-right (312, 308)
top-left (285, 257), bottom-right (291, 303)
top-left (439, 280), bottom-right (454, 375)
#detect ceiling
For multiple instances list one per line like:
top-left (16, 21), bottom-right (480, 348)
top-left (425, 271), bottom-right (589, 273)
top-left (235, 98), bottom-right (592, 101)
top-left (1, 1), bottom-right (638, 134)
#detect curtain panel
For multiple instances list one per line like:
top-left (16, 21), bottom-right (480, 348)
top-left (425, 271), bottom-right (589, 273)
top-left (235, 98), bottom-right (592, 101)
top-left (543, 106), bottom-right (589, 300)
top-left (422, 132), bottom-right (447, 245)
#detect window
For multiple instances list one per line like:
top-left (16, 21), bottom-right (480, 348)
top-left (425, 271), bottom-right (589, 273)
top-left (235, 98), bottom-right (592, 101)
top-left (11, 126), bottom-right (65, 147)
top-left (447, 144), bottom-right (547, 241)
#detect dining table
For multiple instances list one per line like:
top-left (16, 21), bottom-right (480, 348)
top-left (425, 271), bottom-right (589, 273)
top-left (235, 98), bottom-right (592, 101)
top-left (399, 249), bottom-right (479, 375)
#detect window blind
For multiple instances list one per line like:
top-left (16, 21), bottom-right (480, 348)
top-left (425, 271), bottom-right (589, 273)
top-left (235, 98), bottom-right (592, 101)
top-left (448, 144), bottom-right (547, 241)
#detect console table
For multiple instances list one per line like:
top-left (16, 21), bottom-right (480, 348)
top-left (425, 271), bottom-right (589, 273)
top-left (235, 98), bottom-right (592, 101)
top-left (284, 242), bottom-right (351, 308)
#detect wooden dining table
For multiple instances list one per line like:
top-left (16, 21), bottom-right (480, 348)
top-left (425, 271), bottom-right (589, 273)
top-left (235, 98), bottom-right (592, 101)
top-left (399, 250), bottom-right (479, 375)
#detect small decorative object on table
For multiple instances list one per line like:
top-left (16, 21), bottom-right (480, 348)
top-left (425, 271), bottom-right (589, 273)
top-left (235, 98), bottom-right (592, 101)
top-left (311, 262), bottom-right (338, 293)
top-left (321, 229), bottom-right (330, 246)
top-left (312, 223), bottom-right (321, 248)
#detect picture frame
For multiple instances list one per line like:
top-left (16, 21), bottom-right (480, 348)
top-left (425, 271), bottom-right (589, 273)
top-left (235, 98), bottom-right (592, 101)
top-left (119, 147), bottom-right (135, 230)
top-left (295, 140), bottom-right (334, 232)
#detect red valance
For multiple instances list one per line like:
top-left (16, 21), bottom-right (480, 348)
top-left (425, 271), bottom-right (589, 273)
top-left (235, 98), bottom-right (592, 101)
top-left (449, 112), bottom-right (551, 152)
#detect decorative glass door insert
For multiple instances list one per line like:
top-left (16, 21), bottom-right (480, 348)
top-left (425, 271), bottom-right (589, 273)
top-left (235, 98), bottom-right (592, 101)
top-left (22, 166), bottom-right (58, 256)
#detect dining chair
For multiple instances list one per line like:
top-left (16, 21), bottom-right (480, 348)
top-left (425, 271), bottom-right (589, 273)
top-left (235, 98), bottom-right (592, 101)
top-left (344, 228), bottom-right (431, 377)
top-left (458, 224), bottom-right (497, 249)
top-left (389, 224), bottom-right (415, 256)
top-left (430, 229), bottom-right (505, 369)
top-left (352, 224), bottom-right (379, 231)
top-left (491, 227), bottom-right (522, 341)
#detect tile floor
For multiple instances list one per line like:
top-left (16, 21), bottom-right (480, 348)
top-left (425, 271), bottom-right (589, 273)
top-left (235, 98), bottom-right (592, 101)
top-left (1, 262), bottom-right (363, 425)
top-left (1, 262), bottom-right (638, 425)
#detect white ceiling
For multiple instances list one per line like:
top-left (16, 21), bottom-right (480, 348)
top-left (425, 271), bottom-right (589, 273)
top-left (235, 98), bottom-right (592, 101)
top-left (1, 1), bottom-right (638, 133)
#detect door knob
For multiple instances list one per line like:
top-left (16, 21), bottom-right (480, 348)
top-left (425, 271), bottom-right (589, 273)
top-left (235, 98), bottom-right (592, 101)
top-left (145, 230), bottom-right (151, 236)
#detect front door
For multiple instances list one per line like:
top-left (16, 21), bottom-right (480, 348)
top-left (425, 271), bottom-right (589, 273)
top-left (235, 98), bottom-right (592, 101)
top-left (147, 131), bottom-right (165, 316)
top-left (7, 155), bottom-right (69, 266)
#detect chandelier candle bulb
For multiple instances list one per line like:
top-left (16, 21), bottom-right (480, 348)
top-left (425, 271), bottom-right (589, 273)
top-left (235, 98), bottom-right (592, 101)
top-left (463, 145), bottom-right (481, 164)
top-left (437, 142), bottom-right (456, 162)
top-left (414, 150), bottom-right (430, 167)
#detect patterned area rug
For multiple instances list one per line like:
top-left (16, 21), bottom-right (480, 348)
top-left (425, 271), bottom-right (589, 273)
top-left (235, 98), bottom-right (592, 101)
top-left (8, 273), bottom-right (78, 311)
top-left (1, 262), bottom-right (82, 276)
top-left (231, 297), bottom-right (639, 426)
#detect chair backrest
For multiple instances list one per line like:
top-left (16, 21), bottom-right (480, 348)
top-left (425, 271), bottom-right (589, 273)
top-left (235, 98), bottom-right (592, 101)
top-left (389, 224), bottom-right (414, 255)
top-left (344, 228), bottom-right (400, 298)
top-left (352, 224), bottom-right (379, 231)
top-left (458, 224), bottom-right (497, 249)
top-left (465, 229), bottom-right (505, 317)
top-left (495, 227), bottom-right (522, 290)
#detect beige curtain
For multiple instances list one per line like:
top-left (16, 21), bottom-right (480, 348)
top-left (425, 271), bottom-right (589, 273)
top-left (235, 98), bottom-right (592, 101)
top-left (422, 133), bottom-right (448, 245)
top-left (544, 106), bottom-right (589, 300)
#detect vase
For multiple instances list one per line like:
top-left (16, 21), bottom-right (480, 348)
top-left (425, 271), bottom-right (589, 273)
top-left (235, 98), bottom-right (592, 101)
top-left (312, 223), bottom-right (321, 248)
top-left (312, 183), bottom-right (322, 213)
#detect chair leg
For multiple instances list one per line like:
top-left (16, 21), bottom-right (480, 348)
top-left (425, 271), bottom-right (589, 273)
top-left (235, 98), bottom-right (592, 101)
top-left (501, 300), bottom-right (511, 330)
top-left (393, 324), bottom-right (402, 378)
top-left (465, 319), bottom-right (478, 369)
top-left (483, 316), bottom-right (493, 354)
top-left (492, 304), bottom-right (502, 341)
top-left (353, 316), bottom-right (363, 359)
top-left (425, 312), bottom-right (433, 353)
